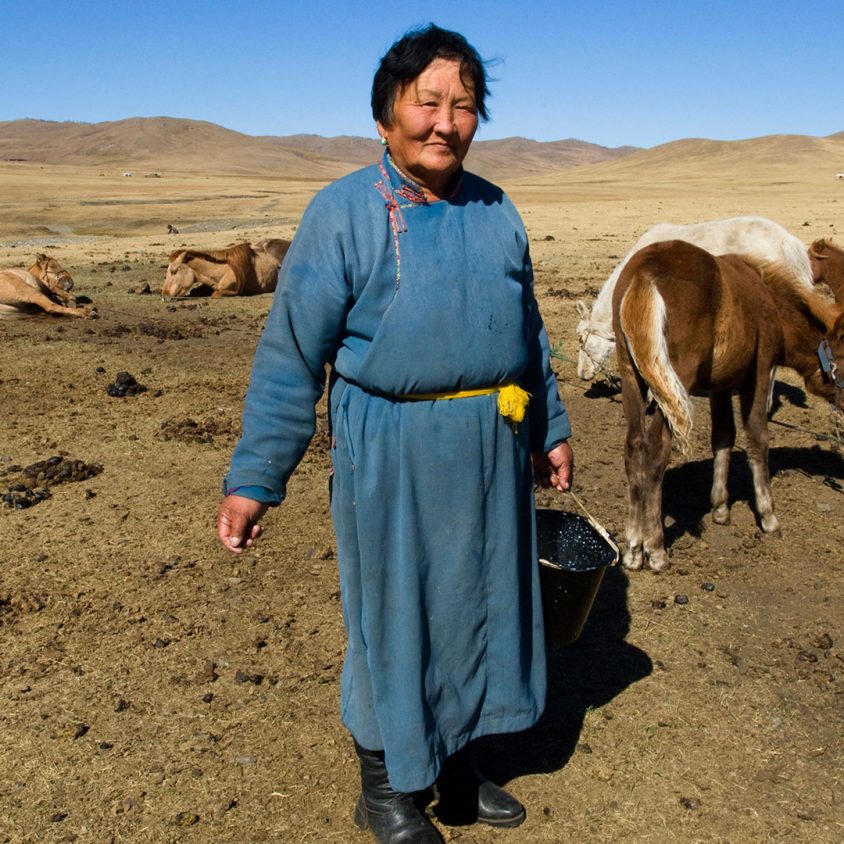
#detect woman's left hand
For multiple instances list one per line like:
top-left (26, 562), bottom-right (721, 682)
top-left (532, 440), bottom-right (574, 492)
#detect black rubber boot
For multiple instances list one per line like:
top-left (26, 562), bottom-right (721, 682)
top-left (353, 741), bottom-right (444, 843)
top-left (434, 745), bottom-right (526, 828)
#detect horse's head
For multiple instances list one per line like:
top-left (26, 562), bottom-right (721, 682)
top-left (254, 238), bottom-right (291, 266)
top-left (575, 299), bottom-right (614, 381)
top-left (809, 238), bottom-right (844, 301)
top-left (161, 252), bottom-right (196, 298)
top-left (824, 313), bottom-right (844, 415)
top-left (809, 239), bottom-right (832, 283)
top-left (32, 253), bottom-right (74, 291)
top-left (806, 310), bottom-right (844, 416)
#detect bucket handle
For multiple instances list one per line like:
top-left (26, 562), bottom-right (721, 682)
top-left (564, 490), bottom-right (620, 563)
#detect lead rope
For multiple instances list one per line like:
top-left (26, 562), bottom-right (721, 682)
top-left (830, 402), bottom-right (843, 447)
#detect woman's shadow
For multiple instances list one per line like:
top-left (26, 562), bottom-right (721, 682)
top-left (474, 566), bottom-right (651, 781)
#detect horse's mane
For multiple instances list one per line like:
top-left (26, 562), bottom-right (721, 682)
top-left (226, 243), bottom-right (259, 292)
top-left (168, 242), bottom-right (253, 264)
top-left (738, 255), bottom-right (841, 331)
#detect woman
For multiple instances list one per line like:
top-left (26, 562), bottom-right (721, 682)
top-left (217, 24), bottom-right (574, 844)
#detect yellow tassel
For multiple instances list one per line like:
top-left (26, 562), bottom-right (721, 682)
top-left (399, 382), bottom-right (531, 433)
top-left (497, 384), bottom-right (531, 430)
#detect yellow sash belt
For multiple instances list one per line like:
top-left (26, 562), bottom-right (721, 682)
top-left (401, 382), bottom-right (531, 431)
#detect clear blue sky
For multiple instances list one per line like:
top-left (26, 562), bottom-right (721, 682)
top-left (2, 0), bottom-right (840, 149)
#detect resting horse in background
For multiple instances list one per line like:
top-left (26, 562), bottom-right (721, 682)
top-left (0, 255), bottom-right (92, 318)
top-left (161, 239), bottom-right (290, 298)
top-left (613, 240), bottom-right (844, 572)
top-left (27, 253), bottom-right (76, 305)
top-left (253, 237), bottom-right (291, 266)
top-left (810, 238), bottom-right (844, 303)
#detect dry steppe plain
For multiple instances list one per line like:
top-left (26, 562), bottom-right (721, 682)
top-left (1, 124), bottom-right (843, 843)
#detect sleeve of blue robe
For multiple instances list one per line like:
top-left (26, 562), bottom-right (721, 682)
top-left (223, 189), bottom-right (352, 503)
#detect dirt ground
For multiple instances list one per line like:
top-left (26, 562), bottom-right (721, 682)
top-left (0, 161), bottom-right (842, 844)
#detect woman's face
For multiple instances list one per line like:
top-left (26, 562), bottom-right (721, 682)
top-left (377, 57), bottom-right (479, 198)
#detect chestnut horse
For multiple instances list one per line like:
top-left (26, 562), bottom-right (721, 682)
top-left (576, 216), bottom-right (814, 381)
top-left (28, 253), bottom-right (76, 304)
top-left (810, 238), bottom-right (844, 303)
top-left (161, 239), bottom-right (290, 298)
top-left (613, 240), bottom-right (844, 572)
top-left (0, 255), bottom-right (92, 318)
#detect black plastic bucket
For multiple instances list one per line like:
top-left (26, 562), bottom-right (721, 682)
top-left (536, 508), bottom-right (618, 648)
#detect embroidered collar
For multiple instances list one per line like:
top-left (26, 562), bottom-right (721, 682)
top-left (380, 150), bottom-right (463, 203)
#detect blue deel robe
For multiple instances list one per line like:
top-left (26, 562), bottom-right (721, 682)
top-left (223, 152), bottom-right (572, 792)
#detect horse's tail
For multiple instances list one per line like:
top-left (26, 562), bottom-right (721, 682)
top-left (619, 270), bottom-right (694, 453)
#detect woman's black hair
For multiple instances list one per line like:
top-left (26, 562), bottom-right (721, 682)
top-left (371, 24), bottom-right (490, 126)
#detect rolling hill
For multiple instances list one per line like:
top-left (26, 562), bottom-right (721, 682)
top-left (3, 117), bottom-right (841, 187)
top-left (0, 117), bottom-right (636, 181)
top-left (536, 132), bottom-right (844, 188)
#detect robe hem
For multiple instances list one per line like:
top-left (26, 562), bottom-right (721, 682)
top-left (341, 705), bottom-right (544, 793)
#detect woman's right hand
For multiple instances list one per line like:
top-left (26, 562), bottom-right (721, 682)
top-left (532, 440), bottom-right (574, 492)
top-left (217, 495), bottom-right (269, 554)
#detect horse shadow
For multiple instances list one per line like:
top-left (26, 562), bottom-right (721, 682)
top-left (474, 566), bottom-right (651, 781)
top-left (660, 457), bottom-right (719, 545)
top-left (585, 378), bottom-right (807, 414)
top-left (655, 444), bottom-right (844, 547)
top-left (583, 378), bottom-right (622, 400)
top-left (769, 380), bottom-right (809, 414)
top-left (769, 444), bottom-right (844, 483)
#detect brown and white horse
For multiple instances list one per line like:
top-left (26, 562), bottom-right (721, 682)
top-left (577, 216), bottom-right (814, 381)
top-left (613, 239), bottom-right (844, 572)
top-left (161, 240), bottom-right (290, 298)
top-left (810, 238), bottom-right (844, 303)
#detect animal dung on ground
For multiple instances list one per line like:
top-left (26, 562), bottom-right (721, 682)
top-left (106, 371), bottom-right (147, 397)
top-left (1, 485), bottom-right (51, 509)
top-left (157, 415), bottom-right (237, 445)
top-left (1, 456), bottom-right (104, 509)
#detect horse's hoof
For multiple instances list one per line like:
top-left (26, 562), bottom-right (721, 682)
top-left (647, 552), bottom-right (670, 573)
top-left (758, 511), bottom-right (781, 534)
top-left (622, 548), bottom-right (643, 570)
top-left (711, 507), bottom-right (730, 525)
